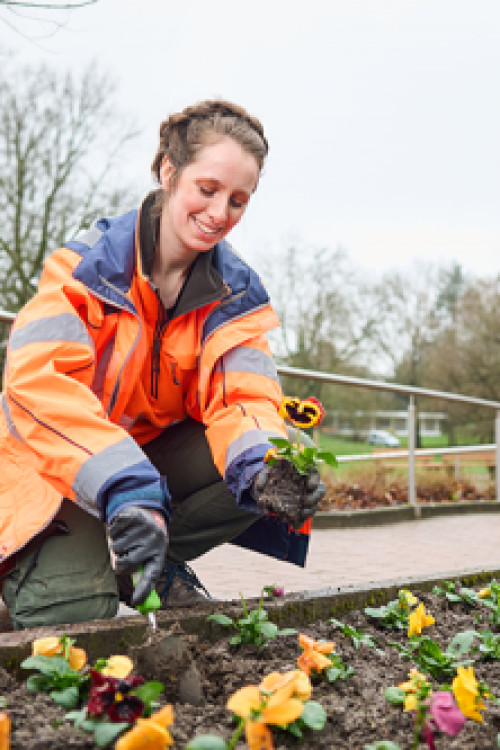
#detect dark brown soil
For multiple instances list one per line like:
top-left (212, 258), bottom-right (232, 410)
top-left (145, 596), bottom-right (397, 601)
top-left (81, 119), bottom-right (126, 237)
top-left (3, 588), bottom-right (500, 748)
top-left (256, 459), bottom-right (310, 527)
top-left (321, 475), bottom-right (495, 511)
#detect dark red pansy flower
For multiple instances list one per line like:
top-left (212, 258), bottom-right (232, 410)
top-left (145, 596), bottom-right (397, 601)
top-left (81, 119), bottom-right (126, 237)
top-left (87, 669), bottom-right (145, 723)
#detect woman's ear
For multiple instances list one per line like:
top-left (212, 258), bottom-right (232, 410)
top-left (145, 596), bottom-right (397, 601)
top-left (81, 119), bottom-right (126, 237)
top-left (159, 156), bottom-right (175, 190)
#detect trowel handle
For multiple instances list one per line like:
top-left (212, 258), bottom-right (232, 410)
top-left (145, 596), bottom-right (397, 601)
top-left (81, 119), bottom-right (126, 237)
top-left (132, 569), bottom-right (161, 615)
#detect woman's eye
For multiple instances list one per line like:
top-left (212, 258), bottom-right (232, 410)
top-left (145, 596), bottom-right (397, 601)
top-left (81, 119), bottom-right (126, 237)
top-left (230, 197), bottom-right (247, 209)
top-left (199, 186), bottom-right (214, 197)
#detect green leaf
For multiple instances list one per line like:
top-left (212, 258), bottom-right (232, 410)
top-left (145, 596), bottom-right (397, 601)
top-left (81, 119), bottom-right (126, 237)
top-left (26, 674), bottom-right (52, 693)
top-left (81, 719), bottom-right (99, 732)
top-left (278, 628), bottom-right (297, 636)
top-left (64, 707), bottom-right (88, 727)
top-left (229, 635), bottom-right (242, 646)
top-left (446, 630), bottom-right (476, 658)
top-left (364, 743), bottom-right (402, 750)
top-left (316, 451), bottom-right (338, 466)
top-left (133, 681), bottom-right (164, 706)
top-left (258, 622), bottom-right (279, 639)
top-left (300, 700), bottom-right (326, 730)
top-left (269, 438), bottom-right (291, 449)
top-left (384, 686), bottom-right (406, 705)
top-left (286, 721), bottom-right (303, 738)
top-left (50, 686), bottom-right (80, 709)
top-left (94, 720), bottom-right (130, 747)
top-left (21, 654), bottom-right (73, 676)
top-left (326, 666), bottom-right (343, 682)
top-left (206, 613), bottom-right (233, 626)
top-left (364, 607), bottom-right (387, 619)
top-left (237, 615), bottom-right (254, 626)
top-left (185, 735), bottom-right (229, 749)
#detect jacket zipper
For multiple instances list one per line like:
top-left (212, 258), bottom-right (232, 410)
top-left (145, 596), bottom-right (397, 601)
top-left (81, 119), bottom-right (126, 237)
top-left (151, 295), bottom-right (169, 400)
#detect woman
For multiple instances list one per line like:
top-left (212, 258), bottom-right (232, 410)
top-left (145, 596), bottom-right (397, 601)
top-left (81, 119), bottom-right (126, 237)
top-left (0, 100), bottom-right (324, 630)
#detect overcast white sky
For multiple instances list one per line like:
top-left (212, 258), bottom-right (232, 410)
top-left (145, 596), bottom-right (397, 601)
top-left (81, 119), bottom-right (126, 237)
top-left (1, 0), bottom-right (499, 279)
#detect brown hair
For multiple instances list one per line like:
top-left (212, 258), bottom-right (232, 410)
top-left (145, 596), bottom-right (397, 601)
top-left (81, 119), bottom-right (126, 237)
top-left (151, 99), bottom-right (269, 190)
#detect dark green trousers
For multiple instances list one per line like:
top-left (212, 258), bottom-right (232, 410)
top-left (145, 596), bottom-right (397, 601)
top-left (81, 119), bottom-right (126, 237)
top-left (2, 419), bottom-right (257, 629)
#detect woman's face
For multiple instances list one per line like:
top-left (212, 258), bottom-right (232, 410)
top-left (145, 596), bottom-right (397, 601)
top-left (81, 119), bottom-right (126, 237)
top-left (159, 136), bottom-right (260, 259)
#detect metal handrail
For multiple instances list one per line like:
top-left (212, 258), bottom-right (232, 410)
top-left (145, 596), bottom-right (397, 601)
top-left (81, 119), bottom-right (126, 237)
top-left (277, 364), bottom-right (500, 410)
top-left (1, 309), bottom-right (498, 512)
top-left (277, 364), bottom-right (500, 513)
top-left (336, 443), bottom-right (496, 463)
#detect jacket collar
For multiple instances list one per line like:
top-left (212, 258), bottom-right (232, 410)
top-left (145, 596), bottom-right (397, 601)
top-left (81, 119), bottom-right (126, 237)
top-left (71, 194), bottom-right (229, 318)
top-left (138, 191), bottom-right (229, 321)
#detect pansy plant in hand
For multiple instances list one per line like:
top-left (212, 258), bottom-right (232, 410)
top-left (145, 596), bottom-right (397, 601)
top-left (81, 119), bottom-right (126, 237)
top-left (266, 396), bottom-right (337, 475)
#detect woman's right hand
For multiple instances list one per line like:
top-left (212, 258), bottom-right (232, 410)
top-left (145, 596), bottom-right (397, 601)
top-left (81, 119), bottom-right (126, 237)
top-left (108, 507), bottom-right (169, 606)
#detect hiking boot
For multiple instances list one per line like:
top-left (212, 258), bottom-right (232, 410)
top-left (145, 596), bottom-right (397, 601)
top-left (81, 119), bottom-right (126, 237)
top-left (156, 562), bottom-right (214, 608)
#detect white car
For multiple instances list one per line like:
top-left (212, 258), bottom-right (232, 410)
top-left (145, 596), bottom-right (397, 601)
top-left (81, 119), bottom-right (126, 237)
top-left (367, 429), bottom-right (400, 447)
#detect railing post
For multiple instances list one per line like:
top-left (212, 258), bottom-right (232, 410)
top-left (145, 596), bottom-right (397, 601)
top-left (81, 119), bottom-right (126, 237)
top-left (408, 395), bottom-right (420, 516)
top-left (496, 411), bottom-right (500, 502)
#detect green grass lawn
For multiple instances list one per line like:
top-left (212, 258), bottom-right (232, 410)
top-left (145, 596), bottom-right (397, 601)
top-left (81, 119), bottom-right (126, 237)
top-left (314, 431), bottom-right (494, 483)
top-left (316, 431), bottom-right (486, 456)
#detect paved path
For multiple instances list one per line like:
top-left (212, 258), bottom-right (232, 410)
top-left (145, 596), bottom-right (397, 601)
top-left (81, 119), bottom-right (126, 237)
top-left (2, 513), bottom-right (500, 630)
top-left (189, 513), bottom-right (500, 600)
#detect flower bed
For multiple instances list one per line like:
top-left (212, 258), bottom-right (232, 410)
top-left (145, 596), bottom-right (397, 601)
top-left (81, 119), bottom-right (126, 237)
top-left (2, 581), bottom-right (500, 748)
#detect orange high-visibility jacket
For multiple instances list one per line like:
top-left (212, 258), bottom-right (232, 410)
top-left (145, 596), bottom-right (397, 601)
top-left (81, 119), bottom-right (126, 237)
top-left (0, 196), bottom-right (312, 572)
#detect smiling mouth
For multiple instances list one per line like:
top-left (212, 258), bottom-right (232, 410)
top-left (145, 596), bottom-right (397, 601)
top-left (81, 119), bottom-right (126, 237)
top-left (193, 217), bottom-right (222, 236)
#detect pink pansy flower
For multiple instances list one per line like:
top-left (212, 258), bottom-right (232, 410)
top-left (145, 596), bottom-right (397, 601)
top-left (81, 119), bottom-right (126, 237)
top-left (421, 691), bottom-right (466, 749)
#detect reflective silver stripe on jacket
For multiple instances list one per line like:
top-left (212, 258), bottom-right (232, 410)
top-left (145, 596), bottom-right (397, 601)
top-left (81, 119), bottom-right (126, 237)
top-left (73, 436), bottom-right (148, 508)
top-left (73, 224), bottom-right (104, 248)
top-left (214, 345), bottom-right (279, 382)
top-left (224, 428), bottom-right (277, 474)
top-left (9, 313), bottom-right (94, 352)
top-left (1, 394), bottom-right (23, 441)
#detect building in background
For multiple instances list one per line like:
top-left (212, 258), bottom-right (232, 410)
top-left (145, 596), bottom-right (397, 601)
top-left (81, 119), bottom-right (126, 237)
top-left (330, 411), bottom-right (446, 440)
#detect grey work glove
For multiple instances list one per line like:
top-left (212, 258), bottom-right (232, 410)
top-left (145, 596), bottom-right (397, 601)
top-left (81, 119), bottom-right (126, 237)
top-left (108, 507), bottom-right (169, 607)
top-left (252, 460), bottom-right (325, 528)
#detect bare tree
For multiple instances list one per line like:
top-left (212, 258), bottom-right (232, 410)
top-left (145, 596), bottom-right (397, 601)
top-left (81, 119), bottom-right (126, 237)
top-left (421, 274), bottom-right (500, 443)
top-left (0, 59), bottom-right (139, 312)
top-left (0, 1), bottom-right (95, 7)
top-left (259, 241), bottom-right (382, 419)
top-left (0, 0), bottom-right (97, 39)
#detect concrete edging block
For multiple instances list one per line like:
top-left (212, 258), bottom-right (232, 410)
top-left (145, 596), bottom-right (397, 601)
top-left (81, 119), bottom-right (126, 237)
top-left (313, 502), bottom-right (500, 528)
top-left (1, 565), bottom-right (498, 678)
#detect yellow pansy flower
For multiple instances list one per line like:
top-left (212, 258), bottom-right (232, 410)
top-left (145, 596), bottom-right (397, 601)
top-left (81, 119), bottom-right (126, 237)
top-left (227, 670), bottom-right (309, 750)
top-left (278, 396), bottom-right (325, 429)
top-left (408, 602), bottom-right (435, 637)
top-left (100, 655), bottom-right (134, 679)
top-left (452, 666), bottom-right (486, 722)
top-left (115, 704), bottom-right (175, 749)
top-left (259, 669), bottom-right (312, 702)
top-left (32, 636), bottom-right (87, 671)
top-left (404, 693), bottom-right (418, 712)
top-left (399, 589), bottom-right (418, 609)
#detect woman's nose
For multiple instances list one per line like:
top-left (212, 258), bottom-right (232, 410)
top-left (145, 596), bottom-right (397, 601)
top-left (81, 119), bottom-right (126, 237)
top-left (207, 196), bottom-right (228, 224)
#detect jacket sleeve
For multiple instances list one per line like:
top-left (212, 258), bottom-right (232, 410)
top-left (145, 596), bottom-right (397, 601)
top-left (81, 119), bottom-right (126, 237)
top-left (200, 330), bottom-right (287, 510)
top-left (3, 249), bottom-right (169, 522)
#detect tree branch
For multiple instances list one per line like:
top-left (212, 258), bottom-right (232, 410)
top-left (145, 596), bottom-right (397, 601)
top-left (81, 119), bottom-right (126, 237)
top-left (1, 0), bottom-right (97, 7)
